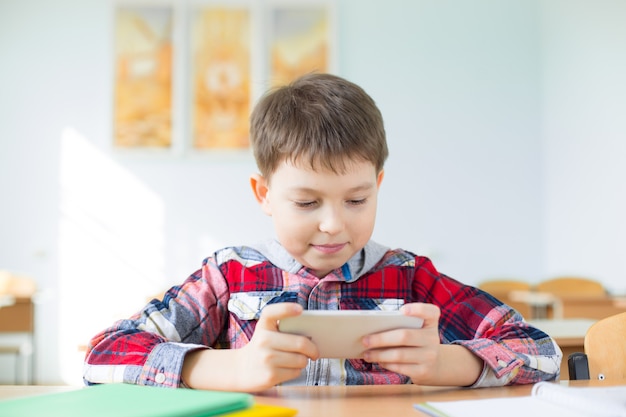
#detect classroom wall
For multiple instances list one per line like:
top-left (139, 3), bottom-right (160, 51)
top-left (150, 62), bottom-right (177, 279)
top-left (340, 0), bottom-right (544, 284)
top-left (0, 0), bottom-right (624, 384)
top-left (540, 0), bottom-right (626, 292)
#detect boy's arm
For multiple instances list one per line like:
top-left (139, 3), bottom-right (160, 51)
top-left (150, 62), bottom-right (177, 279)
top-left (450, 304), bottom-right (563, 387)
top-left (84, 258), bottom-right (318, 391)
top-left (83, 322), bottom-right (206, 387)
top-left (363, 298), bottom-right (561, 388)
top-left (181, 303), bottom-right (318, 392)
top-left (365, 256), bottom-right (561, 387)
top-left (362, 302), bottom-right (485, 387)
top-left (422, 261), bottom-right (563, 387)
top-left (83, 261), bottom-right (229, 388)
top-left (434, 280), bottom-right (562, 385)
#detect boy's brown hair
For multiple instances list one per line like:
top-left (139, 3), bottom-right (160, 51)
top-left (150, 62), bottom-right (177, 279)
top-left (250, 73), bottom-right (388, 179)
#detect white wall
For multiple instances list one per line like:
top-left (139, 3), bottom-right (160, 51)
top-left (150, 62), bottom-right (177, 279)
top-left (541, 0), bottom-right (626, 294)
top-left (340, 1), bottom-right (544, 281)
top-left (0, 0), bottom-right (624, 384)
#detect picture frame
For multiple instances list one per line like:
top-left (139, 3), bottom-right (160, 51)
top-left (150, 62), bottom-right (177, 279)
top-left (189, 3), bottom-right (253, 150)
top-left (111, 0), bottom-right (337, 154)
top-left (112, 1), bottom-right (176, 150)
top-left (265, 0), bottom-right (337, 88)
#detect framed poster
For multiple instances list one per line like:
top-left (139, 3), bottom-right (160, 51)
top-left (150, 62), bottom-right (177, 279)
top-left (113, 4), bottom-right (174, 148)
top-left (110, 0), bottom-right (336, 152)
top-left (191, 6), bottom-right (252, 150)
top-left (267, 1), bottom-right (335, 87)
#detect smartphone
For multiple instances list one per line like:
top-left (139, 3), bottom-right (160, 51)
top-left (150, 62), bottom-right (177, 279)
top-left (278, 310), bottom-right (424, 359)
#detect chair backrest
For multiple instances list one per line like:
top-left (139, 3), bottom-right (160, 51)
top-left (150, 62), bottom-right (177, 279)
top-left (584, 311), bottom-right (626, 380)
top-left (536, 276), bottom-right (606, 298)
top-left (478, 279), bottom-right (532, 295)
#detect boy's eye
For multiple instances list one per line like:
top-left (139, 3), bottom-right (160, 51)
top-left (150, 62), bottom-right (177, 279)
top-left (294, 201), bottom-right (317, 208)
top-left (347, 198), bottom-right (367, 206)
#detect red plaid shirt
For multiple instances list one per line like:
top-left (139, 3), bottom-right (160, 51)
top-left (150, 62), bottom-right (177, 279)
top-left (83, 240), bottom-right (561, 388)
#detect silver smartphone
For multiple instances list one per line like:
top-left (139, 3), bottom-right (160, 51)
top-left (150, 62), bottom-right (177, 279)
top-left (278, 310), bottom-right (424, 359)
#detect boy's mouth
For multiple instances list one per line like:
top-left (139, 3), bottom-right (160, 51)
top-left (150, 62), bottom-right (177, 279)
top-left (311, 243), bottom-right (347, 254)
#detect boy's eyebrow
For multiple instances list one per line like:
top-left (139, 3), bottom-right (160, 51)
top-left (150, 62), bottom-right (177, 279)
top-left (288, 183), bottom-right (375, 194)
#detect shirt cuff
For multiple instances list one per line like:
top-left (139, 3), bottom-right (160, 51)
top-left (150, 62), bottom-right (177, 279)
top-left (139, 342), bottom-right (207, 388)
top-left (467, 362), bottom-right (510, 388)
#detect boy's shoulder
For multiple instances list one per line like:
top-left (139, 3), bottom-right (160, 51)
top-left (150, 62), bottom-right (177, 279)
top-left (348, 243), bottom-right (437, 279)
top-left (213, 245), bottom-right (268, 265)
top-left (371, 248), bottom-right (442, 278)
top-left (377, 247), bottom-right (431, 268)
top-left (211, 240), bottom-right (300, 273)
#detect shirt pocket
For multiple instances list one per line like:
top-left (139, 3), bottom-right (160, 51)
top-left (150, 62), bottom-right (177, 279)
top-left (339, 297), bottom-right (405, 311)
top-left (228, 291), bottom-right (298, 320)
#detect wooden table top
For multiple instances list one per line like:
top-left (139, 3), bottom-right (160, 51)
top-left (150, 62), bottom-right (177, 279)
top-left (1, 380), bottom-right (621, 417)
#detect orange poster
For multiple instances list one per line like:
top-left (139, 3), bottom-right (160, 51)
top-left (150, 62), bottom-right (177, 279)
top-left (269, 7), bottom-right (330, 87)
top-left (192, 8), bottom-right (251, 149)
top-left (113, 6), bottom-right (173, 148)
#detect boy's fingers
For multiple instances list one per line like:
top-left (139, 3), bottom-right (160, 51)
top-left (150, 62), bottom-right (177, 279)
top-left (400, 303), bottom-right (440, 328)
top-left (257, 303), bottom-right (303, 331)
top-left (255, 303), bottom-right (319, 359)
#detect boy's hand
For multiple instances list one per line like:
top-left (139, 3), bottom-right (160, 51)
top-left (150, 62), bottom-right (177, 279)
top-left (360, 303), bottom-right (483, 386)
top-left (182, 302), bottom-right (318, 392)
top-left (236, 302), bottom-right (319, 389)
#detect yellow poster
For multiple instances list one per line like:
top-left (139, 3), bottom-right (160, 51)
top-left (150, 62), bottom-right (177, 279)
top-left (192, 8), bottom-right (251, 149)
top-left (270, 7), bottom-right (330, 87)
top-left (113, 6), bottom-right (173, 148)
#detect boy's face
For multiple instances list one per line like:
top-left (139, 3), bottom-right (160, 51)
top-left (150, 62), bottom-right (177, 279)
top-left (251, 159), bottom-right (384, 278)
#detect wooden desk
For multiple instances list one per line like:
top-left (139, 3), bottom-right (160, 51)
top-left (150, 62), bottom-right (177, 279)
top-left (0, 297), bottom-right (33, 332)
top-left (0, 380), bottom-right (621, 417)
top-left (509, 290), bottom-right (560, 319)
top-left (558, 295), bottom-right (626, 320)
top-left (505, 292), bottom-right (626, 321)
top-left (0, 296), bottom-right (35, 384)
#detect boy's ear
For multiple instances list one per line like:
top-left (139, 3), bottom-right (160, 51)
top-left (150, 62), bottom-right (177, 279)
top-left (250, 173), bottom-right (272, 215)
top-left (376, 169), bottom-right (385, 188)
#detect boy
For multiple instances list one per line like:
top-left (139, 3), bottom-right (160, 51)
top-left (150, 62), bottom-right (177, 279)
top-left (83, 73), bottom-right (561, 392)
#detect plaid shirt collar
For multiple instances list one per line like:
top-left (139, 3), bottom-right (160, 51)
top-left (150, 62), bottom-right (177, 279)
top-left (250, 239), bottom-right (389, 282)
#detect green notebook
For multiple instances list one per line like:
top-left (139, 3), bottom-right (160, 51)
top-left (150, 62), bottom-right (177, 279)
top-left (0, 383), bottom-right (254, 417)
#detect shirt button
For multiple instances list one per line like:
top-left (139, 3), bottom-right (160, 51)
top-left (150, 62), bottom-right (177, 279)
top-left (155, 373), bottom-right (166, 384)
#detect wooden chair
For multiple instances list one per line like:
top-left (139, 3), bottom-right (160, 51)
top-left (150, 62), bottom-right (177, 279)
top-left (478, 279), bottom-right (533, 319)
top-left (536, 276), bottom-right (606, 298)
top-left (478, 279), bottom-right (531, 295)
top-left (536, 276), bottom-right (610, 319)
top-left (568, 311), bottom-right (626, 380)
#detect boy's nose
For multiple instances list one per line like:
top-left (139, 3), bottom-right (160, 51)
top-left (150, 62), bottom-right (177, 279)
top-left (318, 207), bottom-right (345, 235)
